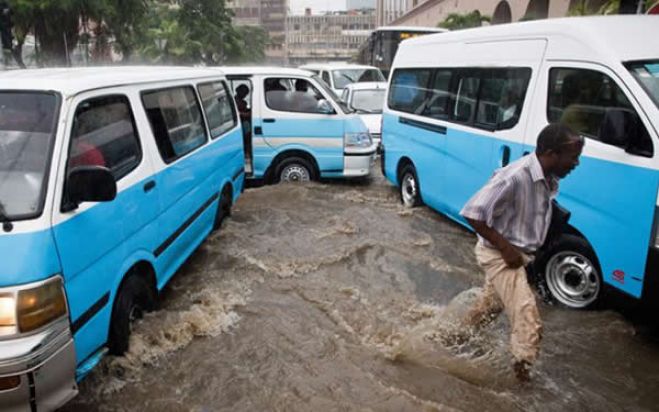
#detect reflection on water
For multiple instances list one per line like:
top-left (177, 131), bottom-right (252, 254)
top-left (62, 174), bottom-right (659, 412)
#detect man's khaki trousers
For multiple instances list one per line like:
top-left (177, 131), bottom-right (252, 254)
top-left (467, 243), bottom-right (542, 364)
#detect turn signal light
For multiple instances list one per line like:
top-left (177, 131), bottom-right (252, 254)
top-left (17, 277), bottom-right (67, 333)
top-left (0, 375), bottom-right (21, 391)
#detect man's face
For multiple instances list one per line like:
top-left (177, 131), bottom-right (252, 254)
top-left (552, 141), bottom-right (583, 179)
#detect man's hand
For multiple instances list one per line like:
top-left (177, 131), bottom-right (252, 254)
top-left (501, 243), bottom-right (524, 268)
top-left (466, 218), bottom-right (525, 268)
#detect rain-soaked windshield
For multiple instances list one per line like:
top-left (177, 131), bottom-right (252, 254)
top-left (332, 69), bottom-right (386, 90)
top-left (627, 60), bottom-right (659, 109)
top-left (0, 92), bottom-right (59, 221)
top-left (351, 89), bottom-right (387, 114)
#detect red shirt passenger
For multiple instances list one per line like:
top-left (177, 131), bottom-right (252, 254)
top-left (69, 140), bottom-right (106, 168)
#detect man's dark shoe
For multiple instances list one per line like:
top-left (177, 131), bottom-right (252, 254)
top-left (513, 360), bottom-right (532, 382)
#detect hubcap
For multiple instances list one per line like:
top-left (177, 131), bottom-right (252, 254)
top-left (281, 165), bottom-right (310, 182)
top-left (401, 172), bottom-right (417, 207)
top-left (545, 251), bottom-right (600, 308)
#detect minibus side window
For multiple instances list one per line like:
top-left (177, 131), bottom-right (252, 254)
top-left (452, 72), bottom-right (480, 123)
top-left (422, 70), bottom-right (452, 120)
top-left (68, 95), bottom-right (141, 180)
top-left (142, 86), bottom-right (208, 163)
top-left (388, 68), bottom-right (432, 114)
top-left (264, 77), bottom-right (331, 114)
top-left (474, 68), bottom-right (531, 130)
top-left (198, 81), bottom-right (237, 139)
top-left (548, 68), bottom-right (653, 157)
top-left (322, 71), bottom-right (331, 87)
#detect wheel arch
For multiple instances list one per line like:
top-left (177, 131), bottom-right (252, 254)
top-left (265, 149), bottom-right (320, 183)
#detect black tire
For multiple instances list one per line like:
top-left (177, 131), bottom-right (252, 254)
top-left (213, 187), bottom-right (232, 231)
top-left (535, 234), bottom-right (604, 310)
top-left (108, 274), bottom-right (156, 355)
top-left (399, 164), bottom-right (422, 208)
top-left (275, 156), bottom-right (316, 183)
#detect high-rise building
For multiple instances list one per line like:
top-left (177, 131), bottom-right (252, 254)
top-left (286, 10), bottom-right (376, 65)
top-left (227, 0), bottom-right (288, 64)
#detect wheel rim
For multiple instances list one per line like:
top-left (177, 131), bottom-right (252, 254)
top-left (280, 164), bottom-right (310, 182)
top-left (545, 251), bottom-right (600, 308)
top-left (401, 172), bottom-right (417, 207)
top-left (128, 304), bottom-right (143, 333)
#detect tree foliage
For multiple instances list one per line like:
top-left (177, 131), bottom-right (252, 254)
top-left (6, 0), bottom-right (268, 66)
top-left (438, 10), bottom-right (490, 30)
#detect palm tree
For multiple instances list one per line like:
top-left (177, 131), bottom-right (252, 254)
top-left (438, 10), bottom-right (491, 30)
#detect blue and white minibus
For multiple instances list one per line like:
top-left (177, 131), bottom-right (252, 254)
top-left (381, 16), bottom-right (659, 309)
top-left (222, 67), bottom-right (377, 183)
top-left (0, 67), bottom-right (245, 410)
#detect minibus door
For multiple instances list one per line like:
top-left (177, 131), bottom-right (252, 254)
top-left (52, 92), bottom-right (160, 364)
top-left (525, 61), bottom-right (659, 298)
top-left (258, 76), bottom-right (345, 174)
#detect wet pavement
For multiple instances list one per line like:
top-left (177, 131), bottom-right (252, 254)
top-left (62, 170), bottom-right (659, 412)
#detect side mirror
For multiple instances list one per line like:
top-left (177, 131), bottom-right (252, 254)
top-left (63, 166), bottom-right (117, 212)
top-left (318, 99), bottom-right (335, 115)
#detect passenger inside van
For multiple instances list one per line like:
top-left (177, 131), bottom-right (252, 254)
top-left (234, 84), bottom-right (252, 158)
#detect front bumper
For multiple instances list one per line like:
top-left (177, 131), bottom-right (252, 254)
top-left (344, 145), bottom-right (377, 177)
top-left (0, 318), bottom-right (78, 412)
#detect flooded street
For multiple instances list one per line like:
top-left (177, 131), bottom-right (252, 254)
top-left (63, 171), bottom-right (659, 412)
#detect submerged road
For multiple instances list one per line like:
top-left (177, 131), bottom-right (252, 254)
top-left (62, 170), bottom-right (659, 412)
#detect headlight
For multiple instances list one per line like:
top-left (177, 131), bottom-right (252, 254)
top-left (344, 132), bottom-right (373, 148)
top-left (0, 276), bottom-right (67, 337)
top-left (0, 294), bottom-right (17, 335)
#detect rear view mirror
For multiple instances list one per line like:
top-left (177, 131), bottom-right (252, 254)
top-left (599, 108), bottom-right (653, 157)
top-left (63, 166), bottom-right (117, 211)
top-left (318, 100), bottom-right (335, 115)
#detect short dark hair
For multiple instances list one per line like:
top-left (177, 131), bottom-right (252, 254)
top-left (536, 123), bottom-right (582, 154)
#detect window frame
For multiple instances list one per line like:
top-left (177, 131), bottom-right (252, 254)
top-left (140, 84), bottom-right (210, 165)
top-left (197, 80), bottom-right (238, 140)
top-left (66, 93), bottom-right (143, 182)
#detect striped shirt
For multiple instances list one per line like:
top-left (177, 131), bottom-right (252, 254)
top-left (460, 153), bottom-right (558, 253)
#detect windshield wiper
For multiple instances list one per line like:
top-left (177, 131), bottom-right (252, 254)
top-left (0, 200), bottom-right (13, 232)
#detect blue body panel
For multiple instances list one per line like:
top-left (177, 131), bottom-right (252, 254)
top-left (382, 112), bottom-right (658, 298)
top-left (0, 127), bottom-right (244, 380)
top-left (250, 116), bottom-right (368, 179)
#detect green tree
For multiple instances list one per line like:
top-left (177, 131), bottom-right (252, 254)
top-left (438, 10), bottom-right (490, 30)
top-left (101, 0), bottom-right (149, 61)
top-left (229, 25), bottom-right (268, 64)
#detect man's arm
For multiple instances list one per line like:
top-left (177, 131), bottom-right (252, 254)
top-left (466, 218), bottom-right (524, 268)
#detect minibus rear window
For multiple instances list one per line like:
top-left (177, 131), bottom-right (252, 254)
top-left (0, 91), bottom-right (59, 221)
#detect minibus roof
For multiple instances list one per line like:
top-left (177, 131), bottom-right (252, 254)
top-left (0, 66), bottom-right (225, 96)
top-left (222, 66), bottom-right (316, 77)
top-left (299, 64), bottom-right (381, 71)
top-left (403, 15), bottom-right (658, 63)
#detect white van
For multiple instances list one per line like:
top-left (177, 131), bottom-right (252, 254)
top-left (381, 16), bottom-right (659, 309)
top-left (0, 67), bottom-right (244, 410)
top-left (222, 67), bottom-right (377, 182)
top-left (341, 82), bottom-right (388, 148)
top-left (299, 63), bottom-right (386, 96)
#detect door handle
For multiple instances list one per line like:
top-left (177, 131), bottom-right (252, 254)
top-left (501, 146), bottom-right (511, 167)
top-left (263, 118), bottom-right (276, 123)
top-left (254, 126), bottom-right (263, 135)
top-left (143, 180), bottom-right (156, 193)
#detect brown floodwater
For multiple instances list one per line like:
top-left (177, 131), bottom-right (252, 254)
top-left (61, 172), bottom-right (659, 412)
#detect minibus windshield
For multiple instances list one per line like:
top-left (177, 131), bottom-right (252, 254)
top-left (627, 60), bottom-right (659, 109)
top-left (312, 75), bottom-right (354, 114)
top-left (0, 92), bottom-right (59, 221)
top-left (351, 89), bottom-right (386, 114)
top-left (332, 69), bottom-right (386, 90)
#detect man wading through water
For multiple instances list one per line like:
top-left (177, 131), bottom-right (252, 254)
top-left (459, 123), bottom-right (584, 381)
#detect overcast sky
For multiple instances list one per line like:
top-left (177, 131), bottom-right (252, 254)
top-left (289, 0), bottom-right (347, 15)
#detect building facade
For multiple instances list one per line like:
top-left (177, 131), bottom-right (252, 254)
top-left (389, 0), bottom-right (579, 27)
top-left (286, 10), bottom-right (376, 65)
top-left (376, 0), bottom-right (426, 26)
top-left (227, 0), bottom-right (288, 64)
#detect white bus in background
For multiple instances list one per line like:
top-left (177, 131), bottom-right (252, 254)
top-left (299, 63), bottom-right (386, 96)
top-left (381, 16), bottom-right (659, 309)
